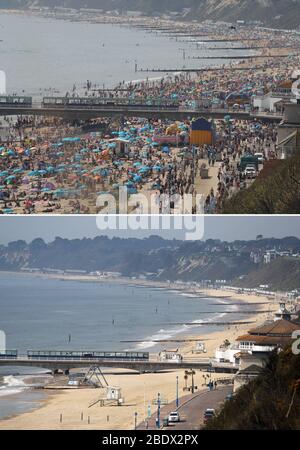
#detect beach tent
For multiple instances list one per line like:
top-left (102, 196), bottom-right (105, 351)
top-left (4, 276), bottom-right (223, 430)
top-left (190, 117), bottom-right (214, 146)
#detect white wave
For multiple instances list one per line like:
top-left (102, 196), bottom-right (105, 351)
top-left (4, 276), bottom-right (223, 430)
top-left (132, 324), bottom-right (190, 350)
top-left (0, 375), bottom-right (27, 397)
top-left (180, 293), bottom-right (203, 298)
top-left (129, 308), bottom-right (234, 351)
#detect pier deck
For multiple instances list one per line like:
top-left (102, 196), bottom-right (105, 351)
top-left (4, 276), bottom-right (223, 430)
top-left (0, 356), bottom-right (238, 374)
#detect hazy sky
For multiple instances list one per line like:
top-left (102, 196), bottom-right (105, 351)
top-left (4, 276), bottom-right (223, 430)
top-left (0, 216), bottom-right (299, 244)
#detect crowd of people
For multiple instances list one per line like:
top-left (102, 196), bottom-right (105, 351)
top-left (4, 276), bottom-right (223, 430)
top-left (0, 24), bottom-right (299, 214)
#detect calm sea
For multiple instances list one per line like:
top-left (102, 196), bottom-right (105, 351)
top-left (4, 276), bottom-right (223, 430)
top-left (0, 12), bottom-right (253, 96)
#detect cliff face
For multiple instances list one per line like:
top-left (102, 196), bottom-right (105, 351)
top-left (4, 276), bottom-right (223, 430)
top-left (1, 236), bottom-right (300, 290)
top-left (0, 1), bottom-right (300, 28)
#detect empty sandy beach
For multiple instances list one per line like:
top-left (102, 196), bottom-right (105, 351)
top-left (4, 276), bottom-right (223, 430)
top-left (0, 286), bottom-right (276, 430)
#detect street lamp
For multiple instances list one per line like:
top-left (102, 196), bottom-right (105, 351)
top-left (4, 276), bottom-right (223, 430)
top-left (176, 375), bottom-right (179, 408)
top-left (191, 370), bottom-right (195, 394)
top-left (134, 411), bottom-right (138, 430)
top-left (156, 393), bottom-right (161, 429)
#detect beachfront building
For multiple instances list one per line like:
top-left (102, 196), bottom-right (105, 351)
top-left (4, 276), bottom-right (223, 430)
top-left (215, 343), bottom-right (240, 365)
top-left (233, 309), bottom-right (299, 391)
top-left (263, 249), bottom-right (277, 264)
top-left (278, 130), bottom-right (300, 159)
top-left (215, 302), bottom-right (298, 367)
top-left (277, 77), bottom-right (300, 157)
top-left (0, 71), bottom-right (6, 95)
top-left (159, 349), bottom-right (183, 362)
top-left (252, 92), bottom-right (287, 113)
top-left (235, 319), bottom-right (298, 356)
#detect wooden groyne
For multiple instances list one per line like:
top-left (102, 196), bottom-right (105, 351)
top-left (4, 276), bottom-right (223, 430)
top-left (167, 321), bottom-right (255, 326)
top-left (172, 37), bottom-right (263, 42)
top-left (193, 311), bottom-right (267, 314)
top-left (191, 54), bottom-right (295, 60)
top-left (210, 302), bottom-right (272, 306)
top-left (120, 338), bottom-right (210, 343)
top-left (136, 66), bottom-right (265, 73)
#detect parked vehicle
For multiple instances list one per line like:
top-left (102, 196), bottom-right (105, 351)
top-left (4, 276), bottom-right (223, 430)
top-left (203, 408), bottom-right (215, 423)
top-left (254, 152), bottom-right (265, 163)
top-left (244, 166), bottom-right (257, 179)
top-left (168, 411), bottom-right (180, 423)
top-left (239, 154), bottom-right (259, 171)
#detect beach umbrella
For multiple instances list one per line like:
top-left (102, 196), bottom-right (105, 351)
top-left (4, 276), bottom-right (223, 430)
top-left (51, 142), bottom-right (63, 148)
top-left (162, 146), bottom-right (170, 153)
top-left (38, 170), bottom-right (47, 175)
top-left (44, 182), bottom-right (56, 190)
top-left (127, 187), bottom-right (137, 195)
top-left (153, 165), bottom-right (162, 171)
top-left (133, 162), bottom-right (142, 167)
top-left (133, 175), bottom-right (142, 182)
top-left (62, 137), bottom-right (80, 142)
top-left (151, 183), bottom-right (161, 190)
top-left (13, 168), bottom-right (24, 174)
top-left (28, 170), bottom-right (39, 177)
top-left (0, 171), bottom-right (9, 177)
top-left (2, 208), bottom-right (14, 214)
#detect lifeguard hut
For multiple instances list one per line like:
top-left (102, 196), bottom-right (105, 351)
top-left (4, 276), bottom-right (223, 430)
top-left (190, 117), bottom-right (214, 146)
top-left (106, 386), bottom-right (123, 402)
top-left (89, 386), bottom-right (124, 408)
top-left (193, 341), bottom-right (207, 354)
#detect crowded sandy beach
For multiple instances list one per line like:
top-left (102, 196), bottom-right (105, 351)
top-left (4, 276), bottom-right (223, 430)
top-left (0, 10), bottom-right (299, 214)
top-left (0, 281), bottom-right (277, 430)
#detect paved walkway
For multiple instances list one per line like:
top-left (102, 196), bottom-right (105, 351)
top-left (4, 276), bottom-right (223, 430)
top-left (137, 385), bottom-right (232, 430)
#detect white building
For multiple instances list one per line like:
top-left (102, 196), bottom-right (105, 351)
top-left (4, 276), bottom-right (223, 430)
top-left (0, 71), bottom-right (6, 95)
top-left (159, 349), bottom-right (182, 362)
top-left (263, 249), bottom-right (277, 264)
top-left (252, 92), bottom-right (285, 113)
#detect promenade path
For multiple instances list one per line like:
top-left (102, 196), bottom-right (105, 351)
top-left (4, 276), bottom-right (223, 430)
top-left (137, 385), bottom-right (232, 430)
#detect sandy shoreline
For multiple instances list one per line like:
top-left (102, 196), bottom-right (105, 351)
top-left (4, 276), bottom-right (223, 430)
top-left (0, 271), bottom-right (276, 429)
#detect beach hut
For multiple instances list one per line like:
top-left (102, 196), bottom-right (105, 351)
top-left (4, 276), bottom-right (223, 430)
top-left (190, 117), bottom-right (214, 146)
